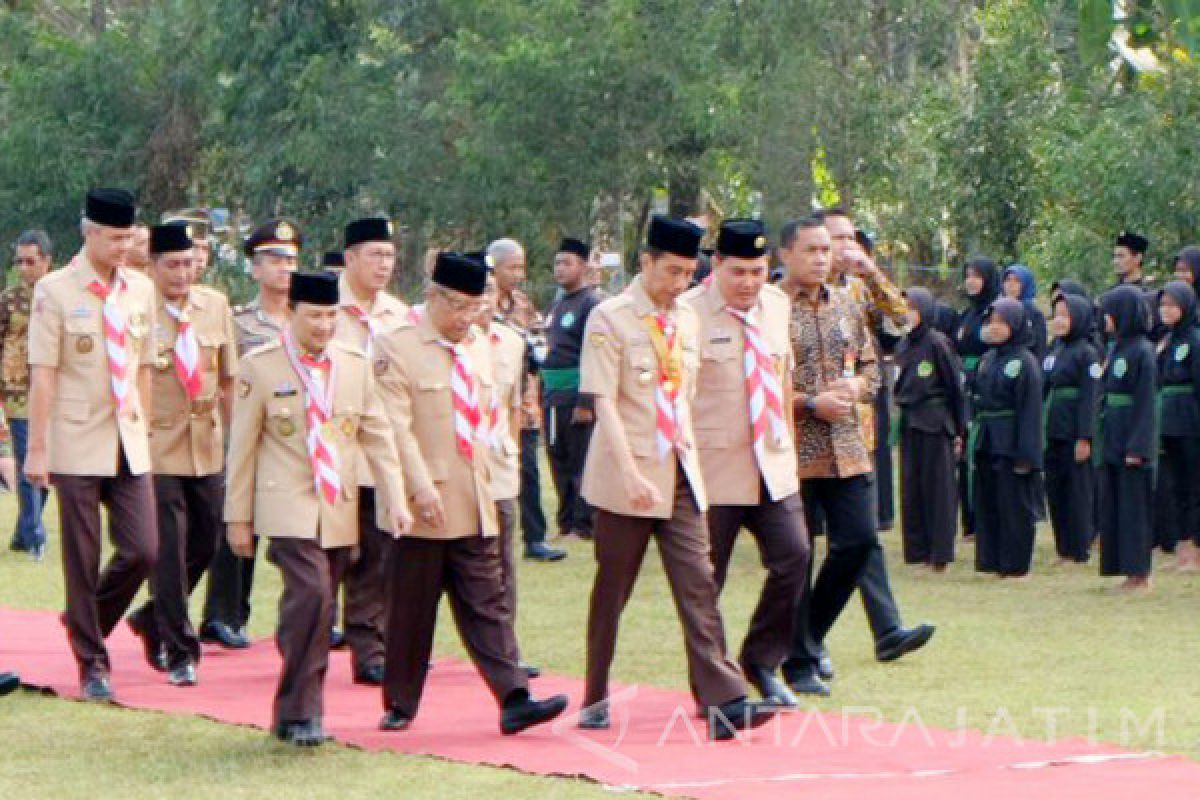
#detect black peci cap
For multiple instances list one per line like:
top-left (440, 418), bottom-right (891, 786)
top-left (85, 188), bottom-right (136, 228)
top-left (1116, 231), bottom-right (1149, 255)
top-left (715, 218), bottom-right (768, 258)
top-left (344, 217), bottom-right (394, 249)
top-left (321, 251), bottom-right (345, 268)
top-left (646, 215), bottom-right (704, 259)
top-left (289, 271), bottom-right (340, 307)
top-left (432, 251), bottom-right (488, 296)
top-left (557, 237), bottom-right (590, 261)
top-left (149, 222), bottom-right (194, 256)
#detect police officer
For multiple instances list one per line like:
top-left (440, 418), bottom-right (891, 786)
top-left (25, 188), bottom-right (159, 701)
top-left (200, 219), bottom-right (300, 649)
top-left (333, 217), bottom-right (411, 686)
top-left (577, 215), bottom-right (776, 740)
top-left (374, 252), bottom-right (568, 735)
top-left (224, 271), bottom-right (412, 746)
top-left (681, 219), bottom-right (811, 709)
top-left (127, 222), bottom-right (238, 686)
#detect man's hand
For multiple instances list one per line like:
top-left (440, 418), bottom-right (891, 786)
top-left (23, 447), bottom-right (48, 489)
top-left (1075, 439), bottom-right (1092, 464)
top-left (227, 522), bottom-right (255, 558)
top-left (0, 456), bottom-right (16, 492)
top-left (810, 391), bottom-right (854, 422)
top-left (412, 487), bottom-right (446, 530)
top-left (624, 468), bottom-right (661, 513)
top-left (842, 247), bottom-right (874, 277)
top-left (570, 407), bottom-right (595, 425)
top-left (390, 505), bottom-right (415, 537)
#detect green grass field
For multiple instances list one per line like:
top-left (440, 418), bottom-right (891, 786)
top-left (1, 465), bottom-right (1199, 798)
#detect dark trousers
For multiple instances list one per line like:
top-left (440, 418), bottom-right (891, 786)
top-left (10, 418), bottom-right (49, 550)
top-left (1161, 436), bottom-right (1200, 549)
top-left (518, 428), bottom-right (548, 546)
top-left (267, 538), bottom-right (350, 724)
top-left (130, 473), bottom-right (222, 669)
top-left (1099, 463), bottom-right (1154, 577)
top-left (203, 524), bottom-right (258, 631)
top-left (900, 429), bottom-right (958, 565)
top-left (585, 469), bottom-right (746, 709)
top-left (496, 498), bottom-right (519, 622)
top-left (1045, 439), bottom-right (1096, 562)
top-left (53, 454), bottom-right (158, 679)
top-left (343, 487), bottom-right (389, 672)
top-left (874, 388), bottom-right (895, 528)
top-left (545, 404), bottom-right (594, 536)
top-left (708, 490), bottom-right (810, 669)
top-left (1153, 464), bottom-right (1176, 553)
top-left (382, 534), bottom-right (526, 719)
top-left (973, 454), bottom-right (1037, 575)
top-left (786, 475), bottom-right (877, 669)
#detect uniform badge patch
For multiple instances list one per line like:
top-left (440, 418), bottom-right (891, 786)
top-left (276, 418), bottom-right (296, 437)
top-left (1176, 343), bottom-right (1190, 362)
top-left (76, 335), bottom-right (94, 354)
top-left (1113, 357), bottom-right (1128, 378)
top-left (1004, 359), bottom-right (1022, 379)
top-left (1088, 363), bottom-right (1104, 380)
top-left (588, 332), bottom-right (608, 347)
top-left (560, 311), bottom-right (576, 329)
top-left (917, 360), bottom-right (934, 378)
top-left (341, 418), bottom-right (355, 437)
top-left (1043, 355), bottom-right (1056, 372)
top-left (237, 378), bottom-right (252, 398)
top-left (374, 357), bottom-right (388, 376)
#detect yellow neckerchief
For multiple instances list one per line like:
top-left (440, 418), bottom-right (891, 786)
top-left (642, 312), bottom-right (683, 394)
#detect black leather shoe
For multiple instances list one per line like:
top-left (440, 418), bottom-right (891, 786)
top-left (127, 616), bottom-right (167, 672)
top-left (379, 709), bottom-right (412, 731)
top-left (520, 661), bottom-right (541, 679)
top-left (782, 664), bottom-right (831, 697)
top-left (354, 664), bottom-right (385, 686)
top-left (816, 650), bottom-right (836, 682)
top-left (200, 621), bottom-right (250, 650)
top-left (876, 623), bottom-right (936, 663)
top-left (500, 692), bottom-right (569, 735)
top-left (82, 673), bottom-right (113, 702)
top-left (0, 672), bottom-right (19, 697)
top-left (330, 627), bottom-right (346, 650)
top-left (578, 703), bottom-right (610, 730)
top-left (707, 697), bottom-right (778, 741)
top-left (280, 719), bottom-right (330, 747)
top-left (742, 664), bottom-right (798, 709)
top-left (523, 542), bottom-right (567, 562)
top-left (168, 663), bottom-right (197, 687)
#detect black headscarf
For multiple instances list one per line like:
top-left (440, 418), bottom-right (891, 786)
top-left (904, 287), bottom-right (935, 341)
top-left (1050, 278), bottom-right (1090, 303)
top-left (1100, 285), bottom-right (1151, 340)
top-left (984, 297), bottom-right (1029, 350)
top-left (933, 301), bottom-right (959, 338)
top-left (1174, 246), bottom-right (1200, 288)
top-left (964, 257), bottom-right (999, 309)
top-left (1054, 293), bottom-right (1094, 344)
top-left (1160, 280), bottom-right (1198, 331)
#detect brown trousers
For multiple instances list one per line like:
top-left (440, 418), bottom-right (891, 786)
top-left (343, 487), bottom-right (389, 672)
top-left (584, 468), bottom-right (747, 709)
top-left (382, 534), bottom-right (526, 719)
top-left (266, 538), bottom-right (351, 724)
top-left (53, 454), bottom-right (158, 680)
top-left (129, 473), bottom-right (223, 669)
top-left (707, 489), bottom-right (810, 670)
top-left (496, 498), bottom-right (518, 621)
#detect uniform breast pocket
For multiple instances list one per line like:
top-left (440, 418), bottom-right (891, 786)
top-left (56, 397), bottom-right (90, 424)
top-left (332, 405), bottom-right (358, 440)
top-left (63, 317), bottom-right (101, 359)
top-left (414, 376), bottom-right (451, 417)
top-left (699, 345), bottom-right (741, 391)
top-left (267, 403), bottom-right (301, 439)
top-left (197, 334), bottom-right (221, 371)
top-left (626, 345), bottom-right (657, 389)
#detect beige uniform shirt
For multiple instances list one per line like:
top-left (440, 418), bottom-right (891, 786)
top-left (149, 286), bottom-right (238, 477)
top-left (375, 315), bottom-right (499, 540)
top-left (483, 321), bottom-right (525, 502)
top-left (334, 277), bottom-right (412, 489)
top-left (681, 282), bottom-right (799, 505)
top-left (579, 276), bottom-right (707, 519)
top-left (232, 296), bottom-right (286, 357)
top-left (26, 255), bottom-right (156, 476)
top-left (224, 340), bottom-right (405, 548)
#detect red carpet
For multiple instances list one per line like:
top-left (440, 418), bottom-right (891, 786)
top-left (3, 606), bottom-right (1197, 799)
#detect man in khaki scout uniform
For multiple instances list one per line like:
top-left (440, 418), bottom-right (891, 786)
top-left (25, 188), bottom-right (159, 702)
top-left (577, 215), bottom-right (776, 741)
top-left (374, 252), bottom-right (567, 735)
top-left (2, 229), bottom-right (54, 558)
top-left (126, 222), bottom-right (238, 687)
top-left (332, 216), bottom-right (411, 686)
top-left (681, 219), bottom-right (810, 710)
top-left (476, 270), bottom-right (542, 678)
top-left (225, 271), bottom-right (411, 747)
top-left (200, 219), bottom-right (299, 650)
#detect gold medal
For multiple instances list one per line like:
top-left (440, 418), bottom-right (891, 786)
top-left (277, 418), bottom-right (296, 437)
top-left (154, 355), bottom-right (171, 371)
top-left (76, 335), bottom-right (94, 354)
top-left (341, 418), bottom-right (355, 437)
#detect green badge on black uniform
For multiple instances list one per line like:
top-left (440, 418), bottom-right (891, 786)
top-left (1088, 363), bottom-right (1104, 380)
top-left (917, 360), bottom-right (934, 378)
top-left (1113, 357), bottom-right (1128, 378)
top-left (560, 311), bottom-right (576, 329)
top-left (1004, 358), bottom-right (1021, 379)
top-left (1176, 343), bottom-right (1190, 362)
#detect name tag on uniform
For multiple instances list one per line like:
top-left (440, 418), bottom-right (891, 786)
top-left (70, 305), bottom-right (92, 319)
top-left (273, 383), bottom-right (298, 397)
top-left (708, 330), bottom-right (732, 345)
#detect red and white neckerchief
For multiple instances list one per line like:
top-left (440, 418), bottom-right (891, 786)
top-left (343, 303), bottom-right (380, 357)
top-left (439, 338), bottom-right (482, 461)
top-left (164, 300), bottom-right (203, 401)
top-left (485, 329), bottom-right (509, 451)
top-left (651, 313), bottom-right (682, 461)
top-left (726, 305), bottom-right (789, 471)
top-left (283, 330), bottom-right (341, 506)
top-left (86, 272), bottom-right (132, 414)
